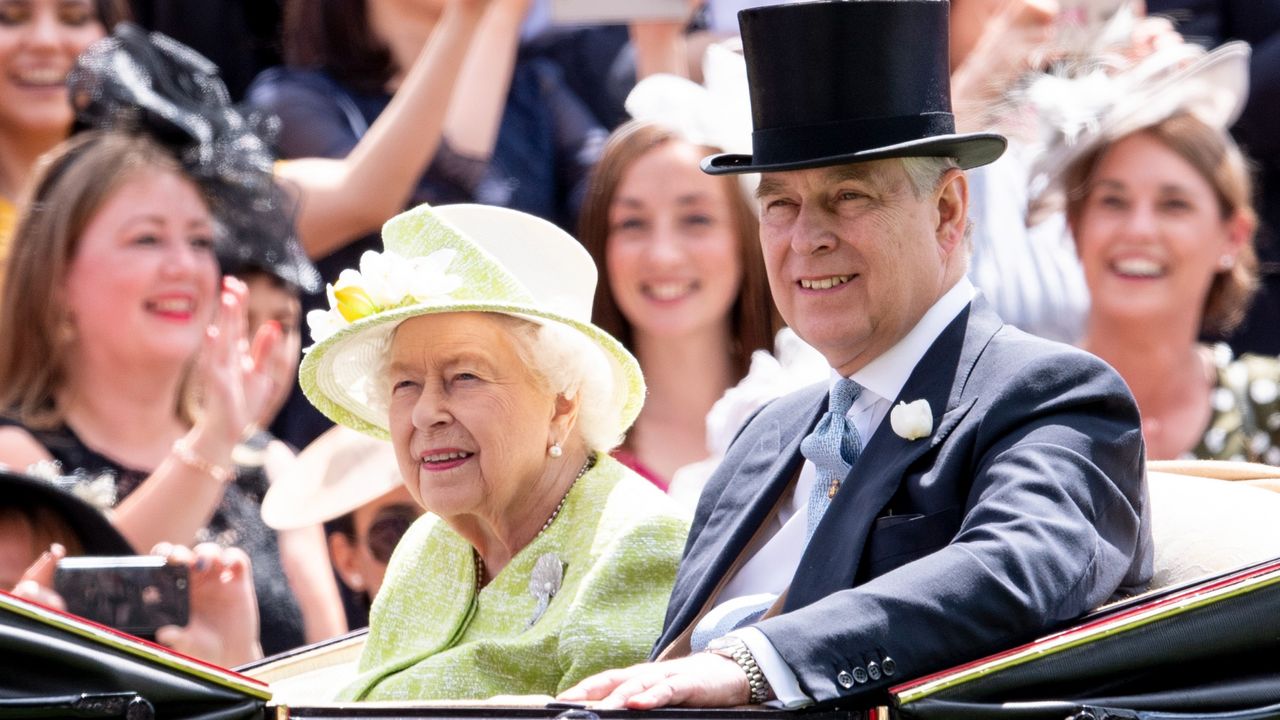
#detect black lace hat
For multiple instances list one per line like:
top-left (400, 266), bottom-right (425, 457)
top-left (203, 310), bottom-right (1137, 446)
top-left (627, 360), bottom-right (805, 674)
top-left (1, 467), bottom-right (135, 556)
top-left (67, 23), bottom-right (320, 293)
top-left (702, 0), bottom-right (1007, 175)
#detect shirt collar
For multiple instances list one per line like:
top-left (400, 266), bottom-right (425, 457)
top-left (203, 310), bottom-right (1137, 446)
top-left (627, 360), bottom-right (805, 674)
top-left (827, 277), bottom-right (976, 403)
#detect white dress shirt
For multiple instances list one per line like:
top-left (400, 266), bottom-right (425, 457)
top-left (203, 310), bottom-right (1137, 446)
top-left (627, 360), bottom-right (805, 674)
top-left (692, 278), bottom-right (977, 707)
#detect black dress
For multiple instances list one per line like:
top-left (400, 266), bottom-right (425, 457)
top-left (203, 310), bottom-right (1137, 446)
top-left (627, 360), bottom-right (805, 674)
top-left (0, 417), bottom-right (306, 656)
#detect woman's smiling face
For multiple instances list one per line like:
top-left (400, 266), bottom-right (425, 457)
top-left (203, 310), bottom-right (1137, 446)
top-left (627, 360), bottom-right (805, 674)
top-left (605, 139), bottom-right (743, 342)
top-left (63, 169), bottom-right (220, 365)
top-left (0, 0), bottom-right (105, 139)
top-left (1074, 130), bottom-right (1243, 326)
top-left (386, 312), bottom-right (561, 523)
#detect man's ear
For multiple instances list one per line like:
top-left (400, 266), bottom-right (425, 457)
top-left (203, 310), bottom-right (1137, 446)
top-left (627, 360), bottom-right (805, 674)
top-left (327, 532), bottom-right (365, 592)
top-left (935, 168), bottom-right (969, 254)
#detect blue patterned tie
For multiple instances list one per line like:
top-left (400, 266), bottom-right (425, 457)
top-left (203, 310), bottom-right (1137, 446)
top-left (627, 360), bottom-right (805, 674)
top-left (688, 379), bottom-right (863, 652)
top-left (801, 378), bottom-right (862, 539)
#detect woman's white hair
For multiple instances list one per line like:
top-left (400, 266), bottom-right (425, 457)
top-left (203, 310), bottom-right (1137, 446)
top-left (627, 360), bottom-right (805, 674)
top-left (502, 317), bottom-right (623, 453)
top-left (365, 314), bottom-right (623, 452)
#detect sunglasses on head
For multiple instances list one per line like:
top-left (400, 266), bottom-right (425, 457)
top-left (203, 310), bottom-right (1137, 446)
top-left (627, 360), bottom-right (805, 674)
top-left (363, 504), bottom-right (420, 564)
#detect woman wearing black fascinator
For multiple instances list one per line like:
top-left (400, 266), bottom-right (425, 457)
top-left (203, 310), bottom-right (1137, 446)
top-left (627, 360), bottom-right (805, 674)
top-left (0, 22), bottom-right (341, 658)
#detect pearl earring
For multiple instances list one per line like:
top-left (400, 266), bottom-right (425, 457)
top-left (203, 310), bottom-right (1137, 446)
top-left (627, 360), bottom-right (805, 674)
top-left (1220, 254), bottom-right (1236, 271)
top-left (548, 443), bottom-right (563, 458)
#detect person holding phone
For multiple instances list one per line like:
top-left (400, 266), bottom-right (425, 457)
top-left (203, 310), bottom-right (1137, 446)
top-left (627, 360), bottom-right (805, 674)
top-left (1, 467), bottom-right (263, 667)
top-left (0, 26), bottom-right (311, 656)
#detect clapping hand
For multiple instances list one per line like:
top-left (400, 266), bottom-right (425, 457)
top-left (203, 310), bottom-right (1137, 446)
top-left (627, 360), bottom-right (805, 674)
top-left (196, 277), bottom-right (281, 454)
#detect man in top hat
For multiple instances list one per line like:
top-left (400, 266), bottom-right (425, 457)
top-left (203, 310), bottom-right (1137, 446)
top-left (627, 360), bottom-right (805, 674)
top-left (561, 0), bottom-right (1152, 709)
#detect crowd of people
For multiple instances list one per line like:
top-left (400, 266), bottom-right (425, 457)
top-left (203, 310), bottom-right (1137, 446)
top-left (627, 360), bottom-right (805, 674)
top-left (0, 0), bottom-right (1278, 709)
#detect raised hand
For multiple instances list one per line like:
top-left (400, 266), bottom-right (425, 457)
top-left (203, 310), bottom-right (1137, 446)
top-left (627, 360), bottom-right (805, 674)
top-left (192, 276), bottom-right (281, 460)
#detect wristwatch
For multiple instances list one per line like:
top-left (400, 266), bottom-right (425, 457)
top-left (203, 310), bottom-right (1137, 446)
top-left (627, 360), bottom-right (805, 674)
top-left (706, 636), bottom-right (772, 704)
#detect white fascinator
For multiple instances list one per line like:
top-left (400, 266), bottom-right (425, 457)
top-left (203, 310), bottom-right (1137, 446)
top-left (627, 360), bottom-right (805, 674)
top-left (623, 41), bottom-right (757, 200)
top-left (1025, 39), bottom-right (1251, 220)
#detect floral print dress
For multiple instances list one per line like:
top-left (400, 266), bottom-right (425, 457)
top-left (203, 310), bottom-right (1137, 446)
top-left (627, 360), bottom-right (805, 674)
top-left (1192, 344), bottom-right (1280, 464)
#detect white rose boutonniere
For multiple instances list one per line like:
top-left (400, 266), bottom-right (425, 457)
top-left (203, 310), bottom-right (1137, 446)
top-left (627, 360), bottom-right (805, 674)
top-left (890, 399), bottom-right (933, 441)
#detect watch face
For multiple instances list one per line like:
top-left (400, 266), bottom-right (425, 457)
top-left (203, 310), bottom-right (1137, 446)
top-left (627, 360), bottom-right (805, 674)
top-left (705, 637), bottom-right (732, 650)
top-left (706, 636), bottom-right (742, 655)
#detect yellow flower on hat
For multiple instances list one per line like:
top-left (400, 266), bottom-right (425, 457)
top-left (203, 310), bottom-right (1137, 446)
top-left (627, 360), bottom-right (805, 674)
top-left (334, 285), bottom-right (378, 322)
top-left (306, 247), bottom-right (462, 343)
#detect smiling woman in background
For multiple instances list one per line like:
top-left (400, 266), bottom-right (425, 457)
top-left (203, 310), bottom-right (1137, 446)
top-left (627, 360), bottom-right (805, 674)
top-left (0, 0), bottom-right (126, 258)
top-left (578, 116), bottom-right (780, 488)
top-left (1040, 42), bottom-right (1280, 462)
top-left (0, 24), bottom-right (328, 656)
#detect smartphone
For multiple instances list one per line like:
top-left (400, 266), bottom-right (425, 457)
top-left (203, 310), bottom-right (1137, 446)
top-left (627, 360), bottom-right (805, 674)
top-left (54, 556), bottom-right (189, 639)
top-left (550, 0), bottom-right (687, 25)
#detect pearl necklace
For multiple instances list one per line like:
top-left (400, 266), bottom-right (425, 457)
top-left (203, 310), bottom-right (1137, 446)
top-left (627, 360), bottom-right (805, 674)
top-left (539, 452), bottom-right (595, 534)
top-left (474, 452), bottom-right (596, 588)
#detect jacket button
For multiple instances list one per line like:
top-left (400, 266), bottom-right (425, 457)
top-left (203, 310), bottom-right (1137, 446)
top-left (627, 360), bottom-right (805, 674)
top-left (867, 661), bottom-right (881, 681)
top-left (837, 670), bottom-right (854, 689)
top-left (882, 657), bottom-right (897, 677)
top-left (852, 666), bottom-right (869, 684)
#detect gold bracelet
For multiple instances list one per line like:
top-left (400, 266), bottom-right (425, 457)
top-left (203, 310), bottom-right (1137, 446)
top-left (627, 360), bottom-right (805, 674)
top-left (172, 438), bottom-right (233, 484)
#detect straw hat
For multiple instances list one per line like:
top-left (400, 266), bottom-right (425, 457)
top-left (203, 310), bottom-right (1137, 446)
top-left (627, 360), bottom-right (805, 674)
top-left (260, 426), bottom-right (404, 531)
top-left (298, 203), bottom-right (645, 440)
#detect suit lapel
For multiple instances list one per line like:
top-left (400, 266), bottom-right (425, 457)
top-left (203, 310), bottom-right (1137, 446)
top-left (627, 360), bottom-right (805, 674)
top-left (661, 385), bottom-right (826, 644)
top-left (786, 299), bottom-right (1003, 610)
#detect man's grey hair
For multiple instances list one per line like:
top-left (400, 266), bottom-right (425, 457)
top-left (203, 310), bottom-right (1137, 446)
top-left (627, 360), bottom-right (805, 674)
top-left (899, 156), bottom-right (974, 256)
top-left (900, 156), bottom-right (961, 198)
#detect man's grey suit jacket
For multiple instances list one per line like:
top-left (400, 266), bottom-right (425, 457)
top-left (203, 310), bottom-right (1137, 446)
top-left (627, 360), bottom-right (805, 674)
top-left (652, 298), bottom-right (1153, 705)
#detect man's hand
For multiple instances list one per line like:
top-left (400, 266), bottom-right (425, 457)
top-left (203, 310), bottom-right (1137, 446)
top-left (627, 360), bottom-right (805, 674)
top-left (558, 653), bottom-right (750, 709)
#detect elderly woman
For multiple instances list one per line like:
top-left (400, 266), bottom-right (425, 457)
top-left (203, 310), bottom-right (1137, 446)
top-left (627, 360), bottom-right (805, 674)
top-left (1033, 41), bottom-right (1278, 461)
top-left (298, 202), bottom-right (689, 700)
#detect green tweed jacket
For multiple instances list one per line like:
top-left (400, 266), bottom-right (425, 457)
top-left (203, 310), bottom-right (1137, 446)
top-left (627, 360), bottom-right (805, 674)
top-left (338, 454), bottom-right (690, 701)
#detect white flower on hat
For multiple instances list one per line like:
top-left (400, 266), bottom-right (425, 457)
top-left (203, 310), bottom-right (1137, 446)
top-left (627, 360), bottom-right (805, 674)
top-left (305, 248), bottom-right (461, 344)
top-left (306, 308), bottom-right (346, 344)
top-left (405, 249), bottom-right (462, 302)
top-left (890, 399), bottom-right (933, 441)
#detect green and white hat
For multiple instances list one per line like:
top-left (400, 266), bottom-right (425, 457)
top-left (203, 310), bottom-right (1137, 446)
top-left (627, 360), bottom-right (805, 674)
top-left (299, 203), bottom-right (645, 440)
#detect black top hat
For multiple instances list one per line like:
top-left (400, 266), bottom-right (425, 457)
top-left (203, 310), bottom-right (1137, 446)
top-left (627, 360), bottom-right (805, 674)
top-left (703, 0), bottom-right (1007, 175)
top-left (1, 468), bottom-right (135, 556)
